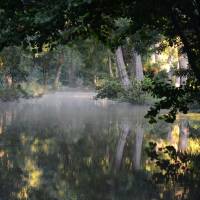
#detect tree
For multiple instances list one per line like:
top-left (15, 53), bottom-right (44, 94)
top-left (1, 0), bottom-right (200, 121)
top-left (115, 46), bottom-right (130, 90)
top-left (53, 50), bottom-right (64, 89)
top-left (1, 1), bottom-right (199, 77)
top-left (132, 49), bottom-right (144, 81)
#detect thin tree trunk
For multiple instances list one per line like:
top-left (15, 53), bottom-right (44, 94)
top-left (5, 74), bottom-right (13, 88)
top-left (108, 53), bottom-right (114, 78)
top-left (54, 53), bottom-right (64, 89)
top-left (0, 115), bottom-right (3, 135)
top-left (115, 64), bottom-right (119, 78)
top-left (167, 51), bottom-right (174, 81)
top-left (54, 64), bottom-right (62, 89)
top-left (151, 44), bottom-right (160, 63)
top-left (42, 60), bottom-right (48, 89)
top-left (132, 48), bottom-right (144, 81)
top-left (178, 49), bottom-right (188, 86)
top-left (44, 68), bottom-right (48, 89)
top-left (175, 50), bottom-right (188, 87)
top-left (167, 125), bottom-right (173, 142)
top-left (68, 49), bottom-right (76, 86)
top-left (133, 124), bottom-right (144, 170)
top-left (115, 46), bottom-right (130, 90)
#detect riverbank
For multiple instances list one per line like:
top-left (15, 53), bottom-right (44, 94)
top-left (0, 84), bottom-right (96, 102)
top-left (0, 82), bottom-right (45, 102)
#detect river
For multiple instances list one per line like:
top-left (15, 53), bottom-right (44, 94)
top-left (0, 91), bottom-right (199, 200)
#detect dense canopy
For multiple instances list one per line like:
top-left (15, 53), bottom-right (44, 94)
top-left (1, 0), bottom-right (200, 77)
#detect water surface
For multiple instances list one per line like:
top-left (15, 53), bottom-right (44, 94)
top-left (0, 91), bottom-right (199, 200)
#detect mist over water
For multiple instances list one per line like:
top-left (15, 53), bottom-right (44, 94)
top-left (0, 91), bottom-right (148, 134)
top-left (0, 91), bottom-right (198, 200)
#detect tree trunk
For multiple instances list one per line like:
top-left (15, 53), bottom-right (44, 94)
top-left (151, 44), bottom-right (160, 63)
top-left (68, 49), bottom-right (76, 86)
top-left (54, 64), bottom-right (62, 89)
top-left (132, 48), bottom-right (144, 81)
top-left (0, 115), bottom-right (3, 135)
top-left (167, 51), bottom-right (174, 81)
top-left (115, 123), bottom-right (130, 170)
top-left (54, 53), bottom-right (64, 89)
top-left (108, 53), bottom-right (114, 78)
top-left (178, 120), bottom-right (189, 152)
top-left (175, 50), bottom-right (188, 87)
top-left (178, 50), bottom-right (188, 85)
top-left (133, 124), bottom-right (144, 170)
top-left (167, 125), bottom-right (173, 142)
top-left (115, 46), bottom-right (130, 90)
top-left (43, 66), bottom-right (48, 89)
top-left (5, 74), bottom-right (13, 88)
top-left (170, 10), bottom-right (200, 82)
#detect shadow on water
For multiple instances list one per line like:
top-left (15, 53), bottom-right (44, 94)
top-left (0, 91), bottom-right (200, 200)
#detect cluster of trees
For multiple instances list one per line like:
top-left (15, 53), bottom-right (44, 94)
top-left (1, 0), bottom-right (200, 119)
top-left (0, 40), bottom-right (116, 94)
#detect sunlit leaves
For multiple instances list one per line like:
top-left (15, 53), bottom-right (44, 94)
top-left (143, 78), bottom-right (200, 123)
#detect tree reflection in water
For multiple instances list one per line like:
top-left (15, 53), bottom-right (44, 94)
top-left (0, 93), bottom-right (200, 200)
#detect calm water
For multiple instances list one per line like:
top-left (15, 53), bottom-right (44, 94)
top-left (0, 91), bottom-right (199, 200)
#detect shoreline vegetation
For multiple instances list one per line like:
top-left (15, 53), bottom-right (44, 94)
top-left (0, 82), bottom-right (44, 102)
top-left (0, 84), bottom-right (96, 102)
top-left (95, 78), bottom-right (157, 105)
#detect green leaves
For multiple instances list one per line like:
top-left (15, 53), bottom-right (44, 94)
top-left (95, 79), bottom-right (123, 99)
top-left (143, 78), bottom-right (200, 123)
top-left (146, 142), bottom-right (189, 183)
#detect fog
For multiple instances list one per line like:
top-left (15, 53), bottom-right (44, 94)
top-left (0, 91), bottom-right (148, 136)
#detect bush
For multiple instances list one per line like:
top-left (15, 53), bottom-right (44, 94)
top-left (96, 77), bottom-right (155, 104)
top-left (154, 70), bottom-right (169, 82)
top-left (122, 79), bottom-right (146, 104)
top-left (0, 86), bottom-right (26, 101)
top-left (95, 79), bottom-right (123, 99)
top-left (20, 81), bottom-right (44, 97)
top-left (0, 81), bottom-right (45, 102)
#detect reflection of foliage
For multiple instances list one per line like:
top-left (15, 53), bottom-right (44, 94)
top-left (146, 142), bottom-right (200, 200)
top-left (2, 101), bottom-right (200, 200)
top-left (147, 121), bottom-right (170, 138)
top-left (0, 118), bottom-right (160, 200)
top-left (146, 142), bottom-right (190, 183)
top-left (0, 86), bottom-right (29, 101)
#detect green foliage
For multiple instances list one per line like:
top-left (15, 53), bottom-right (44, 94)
top-left (20, 81), bottom-right (44, 97)
top-left (154, 70), bottom-right (169, 82)
top-left (0, 37), bottom-right (117, 102)
top-left (0, 46), bottom-right (31, 82)
top-left (96, 77), bottom-right (154, 104)
top-left (95, 79), bottom-right (123, 99)
top-left (146, 142), bottom-right (200, 199)
top-left (0, 82), bottom-right (44, 101)
top-left (0, 85), bottom-right (27, 101)
top-left (122, 79), bottom-right (147, 104)
top-left (146, 142), bottom-right (190, 183)
top-left (77, 38), bottom-right (112, 85)
top-left (143, 78), bottom-right (200, 123)
top-left (1, 0), bottom-right (200, 120)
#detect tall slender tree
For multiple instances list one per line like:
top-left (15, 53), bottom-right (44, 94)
top-left (115, 46), bottom-right (130, 90)
top-left (132, 48), bottom-right (144, 81)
